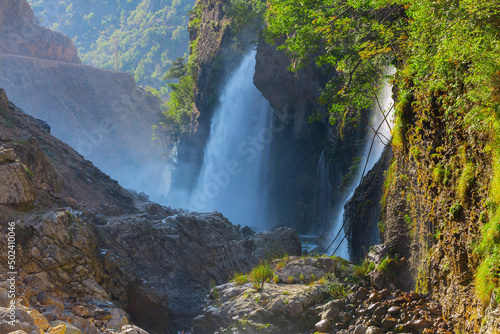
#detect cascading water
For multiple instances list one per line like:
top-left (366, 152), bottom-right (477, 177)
top-left (313, 150), bottom-right (333, 231)
top-left (190, 51), bottom-right (273, 230)
top-left (326, 68), bottom-right (396, 259)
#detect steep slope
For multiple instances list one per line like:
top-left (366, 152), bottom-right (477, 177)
top-left (0, 0), bottom-right (166, 200)
top-left (0, 89), bottom-right (301, 332)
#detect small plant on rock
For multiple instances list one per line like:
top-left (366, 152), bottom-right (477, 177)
top-left (232, 272), bottom-right (248, 285)
top-left (249, 262), bottom-right (273, 291)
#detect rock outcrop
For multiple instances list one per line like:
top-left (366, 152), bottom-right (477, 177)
top-left (345, 145), bottom-right (393, 263)
top-left (97, 211), bottom-right (301, 330)
top-left (0, 0), bottom-right (165, 199)
top-left (194, 256), bottom-right (454, 333)
top-left (0, 0), bottom-right (80, 63)
top-left (174, 0), bottom-right (256, 194)
top-left (0, 147), bottom-right (36, 205)
top-left (253, 37), bottom-right (370, 233)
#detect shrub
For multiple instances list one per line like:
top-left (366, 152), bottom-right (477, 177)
top-left (232, 272), bottom-right (248, 285)
top-left (249, 262), bottom-right (273, 291)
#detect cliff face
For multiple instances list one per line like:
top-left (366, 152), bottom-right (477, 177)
top-left (0, 0), bottom-right (80, 64)
top-left (181, 0), bottom-right (369, 234)
top-left (0, 0), bottom-right (165, 199)
top-left (253, 38), bottom-right (368, 233)
top-left (382, 75), bottom-right (500, 331)
top-left (344, 145), bottom-right (393, 263)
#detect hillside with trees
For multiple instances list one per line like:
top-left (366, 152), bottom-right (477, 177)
top-left (28, 0), bottom-right (195, 95)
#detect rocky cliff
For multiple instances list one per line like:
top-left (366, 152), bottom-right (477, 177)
top-left (173, 0), bottom-right (260, 196)
top-left (0, 0), bottom-right (165, 200)
top-left (0, 0), bottom-right (80, 63)
top-left (380, 63), bottom-right (500, 332)
top-left (254, 38), bottom-right (369, 233)
top-left (0, 90), bottom-right (302, 333)
top-left (344, 145), bottom-right (393, 263)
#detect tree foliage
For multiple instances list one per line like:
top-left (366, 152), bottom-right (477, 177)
top-left (265, 0), bottom-right (406, 126)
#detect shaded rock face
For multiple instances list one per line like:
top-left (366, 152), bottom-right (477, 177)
top-left (254, 37), bottom-right (328, 233)
top-left (97, 211), bottom-right (301, 330)
top-left (0, 0), bottom-right (165, 198)
top-left (345, 145), bottom-right (393, 263)
top-left (253, 38), bottom-right (368, 233)
top-left (0, 0), bottom-right (80, 63)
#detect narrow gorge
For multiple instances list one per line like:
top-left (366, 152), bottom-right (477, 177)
top-left (1, 0), bottom-right (500, 333)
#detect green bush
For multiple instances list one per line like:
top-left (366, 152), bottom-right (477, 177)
top-left (249, 262), bottom-right (273, 291)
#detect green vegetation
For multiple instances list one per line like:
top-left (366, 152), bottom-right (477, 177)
top-left (28, 0), bottom-right (195, 92)
top-left (265, 0), bottom-right (404, 128)
top-left (209, 279), bottom-right (220, 300)
top-left (223, 0), bottom-right (266, 34)
top-left (249, 262), bottom-right (273, 291)
top-left (232, 272), bottom-right (248, 285)
top-left (326, 280), bottom-right (350, 299)
top-left (457, 162), bottom-right (476, 203)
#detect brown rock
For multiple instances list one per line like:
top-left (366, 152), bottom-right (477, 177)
top-left (0, 160), bottom-right (36, 205)
top-left (379, 289), bottom-right (391, 298)
top-left (50, 321), bottom-right (82, 334)
top-left (388, 306), bottom-right (401, 315)
top-left (0, 148), bottom-right (16, 164)
top-left (366, 326), bottom-right (384, 334)
top-left (0, 0), bottom-right (81, 63)
top-left (354, 287), bottom-right (370, 301)
top-left (94, 308), bottom-right (112, 321)
top-left (366, 318), bottom-right (381, 327)
top-left (28, 309), bottom-right (50, 330)
top-left (289, 301), bottom-right (304, 316)
top-left (315, 319), bottom-right (331, 332)
top-left (73, 305), bottom-right (90, 318)
top-left (120, 325), bottom-right (151, 334)
top-left (37, 292), bottom-right (64, 311)
top-left (410, 319), bottom-right (432, 330)
top-left (373, 306), bottom-right (387, 322)
top-left (368, 293), bottom-right (379, 303)
top-left (367, 302), bottom-right (382, 313)
top-left (48, 323), bottom-right (65, 334)
top-left (0, 88), bottom-right (9, 111)
top-left (381, 317), bottom-right (398, 329)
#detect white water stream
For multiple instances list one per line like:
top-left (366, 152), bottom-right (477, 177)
top-left (327, 68), bottom-right (396, 259)
top-left (189, 51), bottom-right (273, 230)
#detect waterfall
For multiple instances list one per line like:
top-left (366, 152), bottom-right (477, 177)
top-left (326, 68), bottom-right (395, 259)
top-left (190, 51), bottom-right (273, 230)
top-left (313, 150), bottom-right (333, 232)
